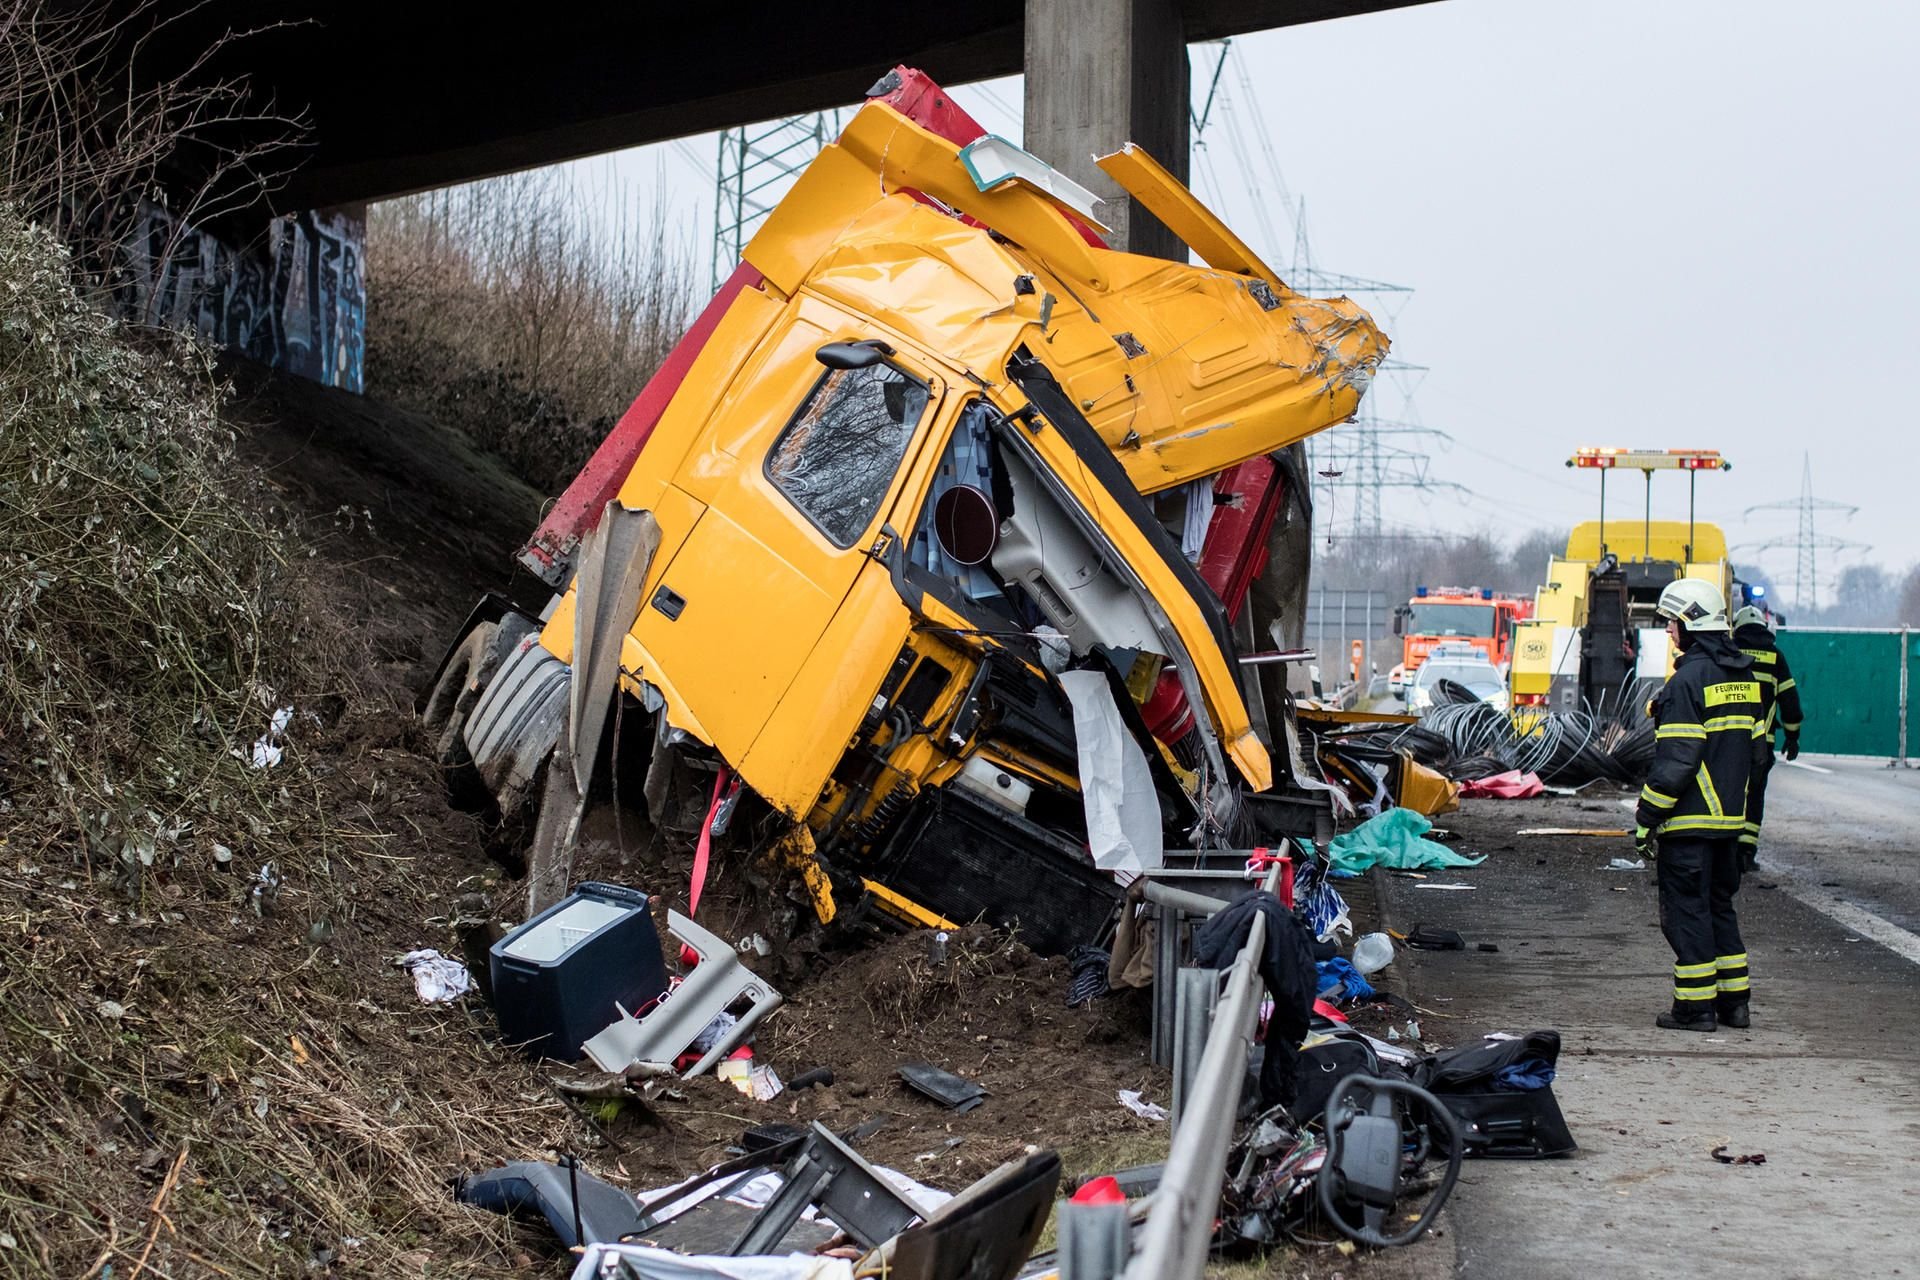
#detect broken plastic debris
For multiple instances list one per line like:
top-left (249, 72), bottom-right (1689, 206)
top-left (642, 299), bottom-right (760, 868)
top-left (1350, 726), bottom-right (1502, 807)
top-left (569, 1242), bottom-right (855, 1280)
top-left (400, 949), bottom-right (472, 1003)
top-left (1413, 882), bottom-right (1476, 891)
top-left (898, 1062), bottom-right (987, 1112)
top-left (1117, 1089), bottom-right (1168, 1122)
top-left (1606, 858), bottom-right (1647, 871)
top-left (1350, 931), bottom-right (1393, 975)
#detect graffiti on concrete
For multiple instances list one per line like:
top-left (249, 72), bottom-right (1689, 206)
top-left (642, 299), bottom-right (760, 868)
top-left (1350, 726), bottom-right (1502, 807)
top-left (118, 202), bottom-right (366, 393)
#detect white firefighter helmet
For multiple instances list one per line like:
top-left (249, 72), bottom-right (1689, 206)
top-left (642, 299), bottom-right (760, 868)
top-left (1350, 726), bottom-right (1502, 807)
top-left (1731, 604), bottom-right (1769, 630)
top-left (1657, 578), bottom-right (1729, 632)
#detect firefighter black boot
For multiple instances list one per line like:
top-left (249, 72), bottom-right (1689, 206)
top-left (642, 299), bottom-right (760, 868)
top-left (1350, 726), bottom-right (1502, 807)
top-left (1717, 999), bottom-right (1751, 1029)
top-left (1656, 1002), bottom-right (1717, 1033)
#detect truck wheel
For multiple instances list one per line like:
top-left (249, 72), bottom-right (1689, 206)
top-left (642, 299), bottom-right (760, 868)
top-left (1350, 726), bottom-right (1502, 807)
top-left (421, 620), bottom-right (501, 768)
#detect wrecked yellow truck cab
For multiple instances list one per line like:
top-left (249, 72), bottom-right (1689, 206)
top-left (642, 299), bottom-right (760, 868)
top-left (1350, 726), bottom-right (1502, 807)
top-left (429, 86), bottom-right (1386, 950)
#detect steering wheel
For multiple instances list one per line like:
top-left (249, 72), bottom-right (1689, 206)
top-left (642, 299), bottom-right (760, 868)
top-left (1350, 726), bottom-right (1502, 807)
top-left (1315, 1073), bottom-right (1463, 1247)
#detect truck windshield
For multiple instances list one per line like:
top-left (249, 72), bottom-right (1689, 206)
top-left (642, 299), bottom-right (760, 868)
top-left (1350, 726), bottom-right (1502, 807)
top-left (1408, 603), bottom-right (1495, 637)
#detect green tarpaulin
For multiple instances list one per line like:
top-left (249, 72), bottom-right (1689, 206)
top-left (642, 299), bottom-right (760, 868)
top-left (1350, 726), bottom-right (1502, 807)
top-left (1328, 808), bottom-right (1487, 877)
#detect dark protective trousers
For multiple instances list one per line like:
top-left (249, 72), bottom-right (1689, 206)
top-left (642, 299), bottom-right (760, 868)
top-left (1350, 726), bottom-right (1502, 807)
top-left (1741, 747), bottom-right (1775, 860)
top-left (1656, 835), bottom-right (1750, 1014)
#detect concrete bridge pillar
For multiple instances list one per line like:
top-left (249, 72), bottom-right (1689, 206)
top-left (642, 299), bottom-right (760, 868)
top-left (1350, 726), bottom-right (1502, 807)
top-left (1023, 0), bottom-right (1191, 261)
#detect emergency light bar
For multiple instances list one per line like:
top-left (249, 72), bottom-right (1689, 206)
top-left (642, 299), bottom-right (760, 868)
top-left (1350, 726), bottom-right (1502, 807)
top-left (1567, 447), bottom-right (1730, 472)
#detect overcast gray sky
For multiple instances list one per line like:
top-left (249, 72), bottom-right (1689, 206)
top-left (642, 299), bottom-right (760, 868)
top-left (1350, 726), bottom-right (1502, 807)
top-left (560, 0), bottom-right (1916, 608)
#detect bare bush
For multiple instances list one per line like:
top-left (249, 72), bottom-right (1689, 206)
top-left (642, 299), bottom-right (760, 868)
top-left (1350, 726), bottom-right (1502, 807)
top-left (366, 168), bottom-right (700, 493)
top-left (0, 208), bottom-right (332, 886)
top-left (0, 0), bottom-right (308, 297)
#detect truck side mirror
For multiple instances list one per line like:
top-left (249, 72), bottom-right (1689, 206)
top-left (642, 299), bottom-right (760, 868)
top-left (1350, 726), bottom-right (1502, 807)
top-left (1391, 605), bottom-right (1410, 637)
top-left (815, 339), bottom-right (896, 370)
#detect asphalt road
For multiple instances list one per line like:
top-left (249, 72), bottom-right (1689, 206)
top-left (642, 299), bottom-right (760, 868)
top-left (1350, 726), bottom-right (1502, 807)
top-left (1383, 784), bottom-right (1920, 1280)
top-left (1760, 755), bottom-right (1920, 940)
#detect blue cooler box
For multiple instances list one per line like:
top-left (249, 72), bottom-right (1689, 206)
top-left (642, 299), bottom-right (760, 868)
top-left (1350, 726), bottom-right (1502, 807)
top-left (489, 882), bottom-right (670, 1060)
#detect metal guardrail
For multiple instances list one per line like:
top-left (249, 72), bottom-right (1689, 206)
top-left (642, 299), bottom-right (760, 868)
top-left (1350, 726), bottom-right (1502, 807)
top-left (1119, 864), bottom-right (1283, 1279)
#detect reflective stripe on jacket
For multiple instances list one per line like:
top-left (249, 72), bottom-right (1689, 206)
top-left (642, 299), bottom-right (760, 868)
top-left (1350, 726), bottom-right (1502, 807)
top-left (1732, 621), bottom-right (1804, 733)
top-left (1636, 638), bottom-right (1763, 837)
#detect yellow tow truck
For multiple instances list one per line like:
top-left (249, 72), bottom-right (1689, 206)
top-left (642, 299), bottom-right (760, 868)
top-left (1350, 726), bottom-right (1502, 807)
top-left (1510, 448), bottom-right (1734, 718)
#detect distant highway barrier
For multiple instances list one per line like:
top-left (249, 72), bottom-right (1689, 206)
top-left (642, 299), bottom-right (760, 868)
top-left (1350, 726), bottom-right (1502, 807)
top-left (1774, 627), bottom-right (1916, 762)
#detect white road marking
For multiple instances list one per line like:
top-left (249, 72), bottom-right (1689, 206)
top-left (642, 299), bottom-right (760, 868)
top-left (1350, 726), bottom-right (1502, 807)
top-left (1781, 758), bottom-right (1834, 775)
top-left (1758, 858), bottom-right (1920, 968)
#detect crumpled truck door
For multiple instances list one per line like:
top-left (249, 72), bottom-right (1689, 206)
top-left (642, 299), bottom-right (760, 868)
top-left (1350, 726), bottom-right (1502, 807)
top-left (626, 300), bottom-right (947, 814)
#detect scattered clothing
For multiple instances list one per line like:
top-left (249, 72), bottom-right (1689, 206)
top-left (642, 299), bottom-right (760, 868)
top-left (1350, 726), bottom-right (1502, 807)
top-left (1315, 957), bottom-right (1376, 1004)
top-left (400, 949), bottom-right (472, 1003)
top-left (1066, 944), bottom-right (1111, 1008)
top-left (1191, 892), bottom-right (1317, 1108)
top-left (1292, 843), bottom-right (1353, 941)
top-left (1494, 1060), bottom-right (1555, 1091)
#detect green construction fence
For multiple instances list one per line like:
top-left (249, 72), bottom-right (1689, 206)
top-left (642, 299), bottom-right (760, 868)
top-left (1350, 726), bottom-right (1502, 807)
top-left (1773, 627), bottom-right (1917, 760)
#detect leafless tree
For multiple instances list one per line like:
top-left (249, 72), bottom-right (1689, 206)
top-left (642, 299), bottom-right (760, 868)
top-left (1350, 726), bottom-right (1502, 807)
top-left (366, 167), bottom-right (699, 491)
top-left (0, 0), bottom-right (309, 302)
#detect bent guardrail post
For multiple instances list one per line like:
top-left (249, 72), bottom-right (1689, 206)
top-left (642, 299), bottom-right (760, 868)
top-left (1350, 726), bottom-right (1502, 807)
top-left (1124, 864), bottom-right (1282, 1280)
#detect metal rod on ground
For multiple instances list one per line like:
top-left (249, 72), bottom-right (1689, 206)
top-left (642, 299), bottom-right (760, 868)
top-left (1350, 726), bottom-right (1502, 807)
top-left (1123, 864), bottom-right (1282, 1280)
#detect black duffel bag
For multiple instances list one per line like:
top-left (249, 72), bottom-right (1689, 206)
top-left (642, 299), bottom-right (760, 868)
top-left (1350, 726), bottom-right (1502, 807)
top-left (1410, 1030), bottom-right (1577, 1159)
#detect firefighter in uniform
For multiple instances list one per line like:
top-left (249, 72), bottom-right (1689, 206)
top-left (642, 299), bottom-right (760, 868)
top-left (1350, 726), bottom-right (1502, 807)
top-left (1731, 605), bottom-right (1804, 867)
top-left (1634, 579), bottom-right (1764, 1032)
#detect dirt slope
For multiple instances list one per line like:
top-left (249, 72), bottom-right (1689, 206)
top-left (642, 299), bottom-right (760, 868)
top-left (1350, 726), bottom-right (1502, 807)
top-left (1, 365), bottom-right (1173, 1279)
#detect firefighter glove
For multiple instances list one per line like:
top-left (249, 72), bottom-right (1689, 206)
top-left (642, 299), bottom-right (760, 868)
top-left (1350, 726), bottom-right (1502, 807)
top-left (1634, 825), bottom-right (1656, 860)
top-left (1783, 730), bottom-right (1800, 762)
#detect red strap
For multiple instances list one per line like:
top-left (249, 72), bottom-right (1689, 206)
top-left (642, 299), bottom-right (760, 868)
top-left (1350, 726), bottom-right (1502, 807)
top-left (678, 768), bottom-right (732, 969)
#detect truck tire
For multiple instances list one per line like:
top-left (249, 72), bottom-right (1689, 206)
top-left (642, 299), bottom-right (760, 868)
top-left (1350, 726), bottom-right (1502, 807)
top-left (418, 621), bottom-right (514, 771)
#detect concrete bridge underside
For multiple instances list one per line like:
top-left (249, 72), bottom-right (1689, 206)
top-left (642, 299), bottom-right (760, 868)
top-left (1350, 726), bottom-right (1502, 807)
top-left (162, 0), bottom-right (1430, 248)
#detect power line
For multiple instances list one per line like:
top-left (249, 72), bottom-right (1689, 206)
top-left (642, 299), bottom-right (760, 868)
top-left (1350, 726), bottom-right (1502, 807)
top-left (1740, 453), bottom-right (1868, 612)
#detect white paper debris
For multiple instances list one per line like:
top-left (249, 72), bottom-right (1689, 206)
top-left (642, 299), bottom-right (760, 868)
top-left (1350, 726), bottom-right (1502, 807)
top-left (1413, 883), bottom-right (1476, 891)
top-left (718, 1056), bottom-right (784, 1102)
top-left (1118, 1089), bottom-right (1169, 1122)
top-left (238, 705), bottom-right (295, 769)
top-left (399, 949), bottom-right (472, 1003)
top-left (1606, 858), bottom-right (1646, 871)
